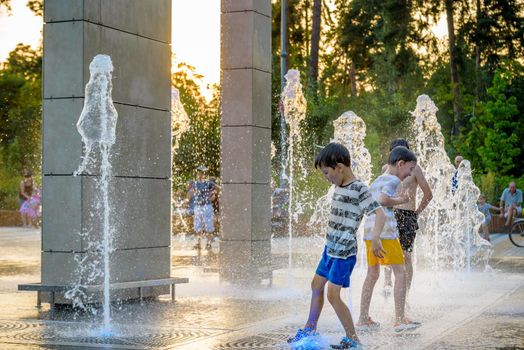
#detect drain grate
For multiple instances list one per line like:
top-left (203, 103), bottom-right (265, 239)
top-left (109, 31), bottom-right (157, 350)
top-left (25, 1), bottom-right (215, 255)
top-left (0, 321), bottom-right (219, 349)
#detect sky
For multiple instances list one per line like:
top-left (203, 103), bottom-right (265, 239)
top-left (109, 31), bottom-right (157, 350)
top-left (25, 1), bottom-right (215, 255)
top-left (0, 0), bottom-right (220, 98)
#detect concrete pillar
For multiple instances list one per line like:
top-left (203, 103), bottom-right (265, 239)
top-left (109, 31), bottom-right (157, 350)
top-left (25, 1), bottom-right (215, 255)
top-left (41, 0), bottom-right (172, 303)
top-left (220, 0), bottom-right (272, 284)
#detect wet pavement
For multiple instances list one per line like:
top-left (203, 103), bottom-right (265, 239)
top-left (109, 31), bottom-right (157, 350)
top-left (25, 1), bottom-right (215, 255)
top-left (0, 227), bottom-right (523, 349)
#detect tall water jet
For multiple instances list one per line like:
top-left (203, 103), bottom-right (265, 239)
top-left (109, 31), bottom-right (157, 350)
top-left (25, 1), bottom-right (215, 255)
top-left (451, 159), bottom-right (492, 271)
top-left (281, 69), bottom-right (306, 280)
top-left (171, 88), bottom-right (191, 232)
top-left (333, 112), bottom-right (372, 185)
top-left (71, 54), bottom-right (118, 332)
top-left (411, 95), bottom-right (492, 271)
top-left (171, 88), bottom-right (190, 150)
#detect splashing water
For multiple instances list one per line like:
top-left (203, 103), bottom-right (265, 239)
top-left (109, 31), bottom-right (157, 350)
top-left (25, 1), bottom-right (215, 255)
top-left (333, 111), bottom-right (372, 185)
top-left (75, 55), bottom-right (118, 175)
top-left (171, 88), bottom-right (191, 234)
top-left (411, 95), bottom-right (492, 271)
top-left (171, 88), bottom-right (190, 150)
top-left (451, 159), bottom-right (492, 271)
top-left (69, 54), bottom-right (118, 332)
top-left (281, 69), bottom-right (307, 282)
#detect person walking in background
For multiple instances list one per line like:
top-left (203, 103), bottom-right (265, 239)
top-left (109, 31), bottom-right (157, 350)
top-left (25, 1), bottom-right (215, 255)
top-left (188, 165), bottom-right (216, 250)
top-left (477, 194), bottom-right (501, 242)
top-left (288, 143), bottom-right (385, 350)
top-left (450, 155), bottom-right (463, 195)
top-left (19, 169), bottom-right (34, 228)
top-left (499, 182), bottom-right (522, 228)
top-left (20, 187), bottom-right (41, 228)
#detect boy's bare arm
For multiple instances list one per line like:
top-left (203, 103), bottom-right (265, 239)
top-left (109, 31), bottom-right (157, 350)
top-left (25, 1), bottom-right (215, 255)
top-left (414, 165), bottom-right (433, 214)
top-left (378, 193), bottom-right (408, 207)
top-left (370, 208), bottom-right (386, 258)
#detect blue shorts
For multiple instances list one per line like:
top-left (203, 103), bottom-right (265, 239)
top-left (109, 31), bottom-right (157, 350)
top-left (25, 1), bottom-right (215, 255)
top-left (315, 246), bottom-right (356, 288)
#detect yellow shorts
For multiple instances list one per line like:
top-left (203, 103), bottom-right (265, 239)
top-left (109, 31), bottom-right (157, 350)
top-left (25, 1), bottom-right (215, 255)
top-left (365, 239), bottom-right (405, 266)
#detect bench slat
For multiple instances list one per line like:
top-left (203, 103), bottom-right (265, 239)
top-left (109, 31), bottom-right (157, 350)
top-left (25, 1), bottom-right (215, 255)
top-left (18, 277), bottom-right (188, 292)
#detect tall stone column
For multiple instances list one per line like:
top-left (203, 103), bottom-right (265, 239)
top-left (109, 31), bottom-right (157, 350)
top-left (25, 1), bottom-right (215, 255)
top-left (220, 1), bottom-right (272, 284)
top-left (41, 0), bottom-right (172, 303)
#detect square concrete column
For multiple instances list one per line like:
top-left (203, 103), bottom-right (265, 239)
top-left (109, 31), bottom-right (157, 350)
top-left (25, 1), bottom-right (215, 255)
top-left (41, 0), bottom-right (171, 302)
top-left (220, 0), bottom-right (272, 284)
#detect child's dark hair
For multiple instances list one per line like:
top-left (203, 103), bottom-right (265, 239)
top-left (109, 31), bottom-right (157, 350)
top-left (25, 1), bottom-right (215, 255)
top-left (314, 142), bottom-right (351, 169)
top-left (389, 138), bottom-right (410, 151)
top-left (388, 146), bottom-right (417, 165)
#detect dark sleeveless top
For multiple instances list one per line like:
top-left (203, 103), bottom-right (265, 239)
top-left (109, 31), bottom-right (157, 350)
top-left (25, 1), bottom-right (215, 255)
top-left (20, 180), bottom-right (33, 200)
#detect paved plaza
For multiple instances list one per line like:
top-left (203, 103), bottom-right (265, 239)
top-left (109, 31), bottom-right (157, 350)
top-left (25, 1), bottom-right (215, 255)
top-left (0, 227), bottom-right (523, 349)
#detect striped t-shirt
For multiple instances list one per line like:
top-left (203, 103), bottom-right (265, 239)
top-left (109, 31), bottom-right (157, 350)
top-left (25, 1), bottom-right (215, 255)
top-left (364, 174), bottom-right (401, 240)
top-left (326, 180), bottom-right (380, 259)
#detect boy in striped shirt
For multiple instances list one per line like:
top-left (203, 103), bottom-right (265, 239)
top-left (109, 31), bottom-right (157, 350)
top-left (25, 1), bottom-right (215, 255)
top-left (288, 143), bottom-right (386, 350)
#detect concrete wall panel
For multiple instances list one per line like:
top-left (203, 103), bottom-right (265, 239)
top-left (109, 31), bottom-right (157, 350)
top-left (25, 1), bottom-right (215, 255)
top-left (221, 126), bottom-right (271, 184)
top-left (221, 12), bottom-right (253, 70)
top-left (42, 99), bottom-right (84, 175)
top-left (221, 69), bottom-right (271, 128)
top-left (42, 176), bottom-right (82, 252)
top-left (221, 11), bottom-right (271, 71)
top-left (82, 177), bottom-right (171, 250)
top-left (42, 247), bottom-right (170, 285)
top-left (43, 22), bottom-right (84, 98)
top-left (43, 102), bottom-right (170, 177)
top-left (112, 106), bottom-right (171, 178)
top-left (252, 12), bottom-right (272, 72)
top-left (99, 28), bottom-right (170, 109)
top-left (220, 183), bottom-right (271, 241)
top-left (222, 0), bottom-right (271, 16)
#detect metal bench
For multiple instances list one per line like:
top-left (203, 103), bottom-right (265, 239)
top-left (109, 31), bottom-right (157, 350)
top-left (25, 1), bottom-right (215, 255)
top-left (18, 277), bottom-right (189, 308)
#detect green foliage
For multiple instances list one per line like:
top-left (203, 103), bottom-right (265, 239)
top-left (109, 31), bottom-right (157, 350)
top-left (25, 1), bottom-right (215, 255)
top-left (458, 64), bottom-right (521, 175)
top-left (0, 44), bottom-right (42, 208)
top-left (171, 63), bottom-right (220, 191)
top-left (475, 171), bottom-right (524, 205)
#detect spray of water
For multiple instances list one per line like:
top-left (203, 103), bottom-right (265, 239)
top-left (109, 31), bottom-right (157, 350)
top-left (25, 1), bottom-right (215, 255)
top-left (68, 54), bottom-right (118, 333)
top-left (171, 88), bottom-right (191, 234)
top-left (411, 95), bottom-right (492, 271)
top-left (281, 69), bottom-right (307, 281)
top-left (171, 88), bottom-right (190, 150)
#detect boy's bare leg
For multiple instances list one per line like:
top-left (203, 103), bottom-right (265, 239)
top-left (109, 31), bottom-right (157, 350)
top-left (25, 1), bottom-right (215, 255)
top-left (403, 252), bottom-right (413, 295)
top-left (391, 264), bottom-right (407, 323)
top-left (327, 282), bottom-right (359, 342)
top-left (384, 266), bottom-right (392, 287)
top-left (505, 207), bottom-right (515, 226)
top-left (481, 223), bottom-right (490, 241)
top-left (358, 264), bottom-right (380, 323)
top-left (304, 274), bottom-right (327, 330)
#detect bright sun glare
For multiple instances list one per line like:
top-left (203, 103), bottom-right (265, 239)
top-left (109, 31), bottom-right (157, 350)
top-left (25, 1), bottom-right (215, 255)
top-left (0, 0), bottom-right (220, 100)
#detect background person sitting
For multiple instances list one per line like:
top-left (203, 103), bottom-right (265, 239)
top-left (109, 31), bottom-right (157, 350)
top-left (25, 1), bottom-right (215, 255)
top-left (499, 181), bottom-right (522, 227)
top-left (477, 194), bottom-right (501, 241)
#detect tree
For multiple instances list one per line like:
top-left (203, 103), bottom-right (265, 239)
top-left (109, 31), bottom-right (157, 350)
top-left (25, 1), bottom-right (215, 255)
top-left (308, 0), bottom-right (321, 90)
top-left (171, 63), bottom-right (220, 189)
top-left (445, 0), bottom-right (463, 134)
top-left (0, 44), bottom-right (42, 173)
top-left (460, 64), bottom-right (521, 175)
